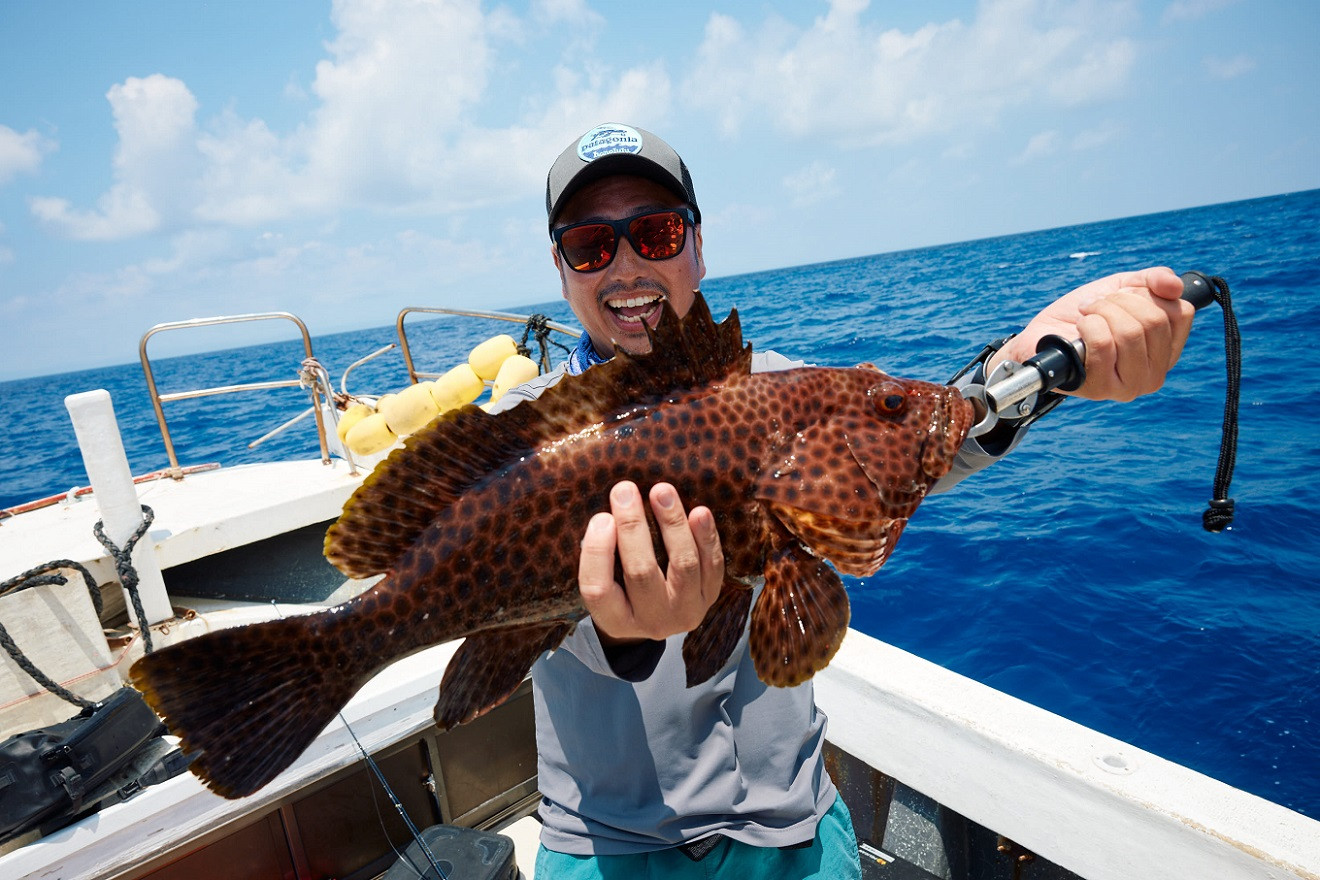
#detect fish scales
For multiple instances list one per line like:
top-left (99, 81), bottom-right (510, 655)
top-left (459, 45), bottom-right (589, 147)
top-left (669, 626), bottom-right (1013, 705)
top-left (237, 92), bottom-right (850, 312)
top-left (130, 293), bottom-right (972, 798)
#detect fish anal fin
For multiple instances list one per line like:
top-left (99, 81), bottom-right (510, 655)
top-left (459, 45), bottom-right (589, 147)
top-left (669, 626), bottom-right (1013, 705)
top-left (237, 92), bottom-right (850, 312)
top-left (750, 543), bottom-right (850, 688)
top-left (434, 621), bottom-right (572, 730)
top-left (681, 577), bottom-right (754, 687)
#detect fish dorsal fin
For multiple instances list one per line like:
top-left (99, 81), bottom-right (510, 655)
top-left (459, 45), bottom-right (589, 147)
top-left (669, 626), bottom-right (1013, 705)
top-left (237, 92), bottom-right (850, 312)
top-left (325, 292), bottom-right (750, 578)
top-left (540, 291), bottom-right (751, 433)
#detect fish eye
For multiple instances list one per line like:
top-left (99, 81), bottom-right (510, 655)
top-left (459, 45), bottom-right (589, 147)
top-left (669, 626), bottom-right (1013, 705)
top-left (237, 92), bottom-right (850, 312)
top-left (871, 383), bottom-right (907, 415)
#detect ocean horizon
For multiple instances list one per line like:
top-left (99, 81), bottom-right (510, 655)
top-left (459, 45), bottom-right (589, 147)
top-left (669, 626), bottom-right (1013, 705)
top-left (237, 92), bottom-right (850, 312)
top-left (3, 188), bottom-right (1318, 818)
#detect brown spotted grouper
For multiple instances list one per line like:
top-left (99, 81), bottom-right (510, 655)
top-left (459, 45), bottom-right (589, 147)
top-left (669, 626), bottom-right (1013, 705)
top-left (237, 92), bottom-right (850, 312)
top-left (130, 293), bottom-right (972, 798)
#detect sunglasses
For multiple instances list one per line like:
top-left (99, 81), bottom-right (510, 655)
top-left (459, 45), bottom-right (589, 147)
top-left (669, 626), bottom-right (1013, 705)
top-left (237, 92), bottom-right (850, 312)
top-left (553, 207), bottom-right (695, 273)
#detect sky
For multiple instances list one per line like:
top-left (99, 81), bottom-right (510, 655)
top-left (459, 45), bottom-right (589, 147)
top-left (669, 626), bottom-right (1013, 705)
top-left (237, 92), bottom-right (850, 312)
top-left (1, 0), bottom-right (1316, 380)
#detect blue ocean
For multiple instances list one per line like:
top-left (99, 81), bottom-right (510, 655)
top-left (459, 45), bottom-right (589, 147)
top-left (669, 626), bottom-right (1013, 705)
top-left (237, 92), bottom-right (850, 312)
top-left (2, 190), bottom-right (1317, 818)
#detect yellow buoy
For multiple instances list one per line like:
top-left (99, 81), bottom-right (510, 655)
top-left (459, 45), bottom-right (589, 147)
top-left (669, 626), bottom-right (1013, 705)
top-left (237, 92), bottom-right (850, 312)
top-left (468, 334), bottom-right (518, 381)
top-left (378, 382), bottom-right (441, 436)
top-left (431, 363), bottom-right (484, 412)
top-left (335, 401), bottom-right (375, 443)
top-left (491, 354), bottom-right (539, 402)
top-left (345, 412), bottom-right (398, 456)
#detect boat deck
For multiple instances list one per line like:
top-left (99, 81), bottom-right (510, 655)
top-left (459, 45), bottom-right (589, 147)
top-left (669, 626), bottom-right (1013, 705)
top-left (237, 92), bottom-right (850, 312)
top-left (1, 458), bottom-right (364, 590)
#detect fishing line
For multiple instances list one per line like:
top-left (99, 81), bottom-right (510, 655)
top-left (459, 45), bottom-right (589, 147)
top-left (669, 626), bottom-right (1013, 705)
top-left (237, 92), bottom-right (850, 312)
top-left (266, 601), bottom-right (449, 880)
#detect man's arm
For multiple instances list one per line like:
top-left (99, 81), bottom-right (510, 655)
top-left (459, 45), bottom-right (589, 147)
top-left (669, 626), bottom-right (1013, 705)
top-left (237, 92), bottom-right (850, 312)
top-left (986, 266), bottom-right (1193, 401)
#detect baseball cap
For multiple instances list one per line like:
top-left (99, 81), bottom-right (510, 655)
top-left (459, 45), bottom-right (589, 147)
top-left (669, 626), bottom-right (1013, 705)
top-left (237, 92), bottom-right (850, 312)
top-left (546, 123), bottom-right (700, 230)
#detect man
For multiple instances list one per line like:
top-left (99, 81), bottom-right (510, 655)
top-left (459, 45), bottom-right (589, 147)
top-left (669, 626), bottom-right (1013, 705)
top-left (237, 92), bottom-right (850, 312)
top-left (495, 123), bottom-right (1193, 879)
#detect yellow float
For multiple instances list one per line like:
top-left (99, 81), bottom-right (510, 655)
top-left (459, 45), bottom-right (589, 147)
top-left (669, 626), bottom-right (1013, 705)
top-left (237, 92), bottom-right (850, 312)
top-left (344, 412), bottom-right (398, 456)
top-left (430, 363), bottom-right (485, 412)
top-left (468, 334), bottom-right (518, 381)
top-left (491, 354), bottom-right (539, 402)
top-left (378, 382), bottom-right (440, 436)
top-left (335, 401), bottom-right (375, 443)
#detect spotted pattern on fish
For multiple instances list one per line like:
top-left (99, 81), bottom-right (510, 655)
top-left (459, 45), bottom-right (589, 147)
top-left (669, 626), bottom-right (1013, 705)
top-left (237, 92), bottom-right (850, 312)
top-left (130, 292), bottom-right (973, 798)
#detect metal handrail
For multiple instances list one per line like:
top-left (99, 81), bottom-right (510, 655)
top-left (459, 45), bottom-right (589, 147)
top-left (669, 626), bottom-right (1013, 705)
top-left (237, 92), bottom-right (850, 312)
top-left (139, 312), bottom-right (332, 478)
top-left (395, 306), bottom-right (580, 384)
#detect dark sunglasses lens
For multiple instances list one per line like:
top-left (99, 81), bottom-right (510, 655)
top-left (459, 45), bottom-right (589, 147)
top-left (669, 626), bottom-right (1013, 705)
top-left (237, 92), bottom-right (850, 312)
top-left (560, 224), bottom-right (617, 272)
top-left (629, 212), bottom-right (686, 260)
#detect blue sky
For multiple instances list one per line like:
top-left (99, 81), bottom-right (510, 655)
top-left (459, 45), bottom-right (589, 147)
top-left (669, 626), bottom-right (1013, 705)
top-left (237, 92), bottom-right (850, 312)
top-left (1, 0), bottom-right (1315, 380)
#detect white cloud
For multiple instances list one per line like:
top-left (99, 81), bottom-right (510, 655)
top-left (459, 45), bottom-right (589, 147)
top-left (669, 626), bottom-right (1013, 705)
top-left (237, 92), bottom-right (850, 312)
top-left (1016, 130), bottom-right (1059, 164)
top-left (31, 0), bottom-right (672, 241)
top-left (686, 0), bottom-right (1138, 146)
top-left (0, 125), bottom-right (55, 185)
top-left (30, 74), bottom-right (200, 240)
top-left (1047, 38), bottom-right (1136, 105)
top-left (1071, 121), bottom-right (1124, 151)
top-left (532, 0), bottom-right (604, 29)
top-left (783, 161), bottom-right (840, 206)
top-left (1204, 54), bottom-right (1255, 80)
top-left (1161, 0), bottom-right (1240, 25)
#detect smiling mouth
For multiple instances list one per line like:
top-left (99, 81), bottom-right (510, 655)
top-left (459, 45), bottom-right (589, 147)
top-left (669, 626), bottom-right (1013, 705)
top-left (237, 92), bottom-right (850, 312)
top-left (606, 293), bottom-right (666, 327)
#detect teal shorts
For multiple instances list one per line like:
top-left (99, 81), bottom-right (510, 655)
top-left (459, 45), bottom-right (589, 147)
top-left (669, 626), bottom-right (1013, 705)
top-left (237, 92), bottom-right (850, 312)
top-left (534, 794), bottom-right (862, 879)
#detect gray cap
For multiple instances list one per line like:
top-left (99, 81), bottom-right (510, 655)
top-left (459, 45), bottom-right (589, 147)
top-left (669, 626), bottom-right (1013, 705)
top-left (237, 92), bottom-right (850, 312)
top-left (546, 123), bottom-right (700, 230)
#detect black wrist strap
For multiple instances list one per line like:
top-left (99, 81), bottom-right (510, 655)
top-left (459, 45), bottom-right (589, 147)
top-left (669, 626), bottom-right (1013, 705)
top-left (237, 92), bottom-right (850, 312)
top-left (951, 334), bottom-right (1066, 447)
top-left (948, 334), bottom-right (1016, 385)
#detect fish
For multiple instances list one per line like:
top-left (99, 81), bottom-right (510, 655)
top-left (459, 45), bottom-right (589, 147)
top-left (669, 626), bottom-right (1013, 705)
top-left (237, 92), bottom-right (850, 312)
top-left (130, 292), bottom-right (973, 799)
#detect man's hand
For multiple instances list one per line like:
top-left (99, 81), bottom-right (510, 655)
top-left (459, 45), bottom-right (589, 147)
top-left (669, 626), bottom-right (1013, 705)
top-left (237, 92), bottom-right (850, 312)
top-left (578, 481), bottom-right (724, 647)
top-left (987, 266), bottom-right (1195, 401)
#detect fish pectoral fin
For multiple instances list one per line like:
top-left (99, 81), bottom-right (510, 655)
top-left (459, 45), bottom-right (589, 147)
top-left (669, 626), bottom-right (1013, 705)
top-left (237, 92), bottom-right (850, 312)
top-left (749, 543), bottom-right (850, 688)
top-left (434, 621), bottom-right (572, 730)
top-left (681, 577), bottom-right (754, 687)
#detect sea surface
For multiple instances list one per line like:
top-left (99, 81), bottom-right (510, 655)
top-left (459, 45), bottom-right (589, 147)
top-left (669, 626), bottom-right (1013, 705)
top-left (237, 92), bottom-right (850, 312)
top-left (3, 190), bottom-right (1317, 818)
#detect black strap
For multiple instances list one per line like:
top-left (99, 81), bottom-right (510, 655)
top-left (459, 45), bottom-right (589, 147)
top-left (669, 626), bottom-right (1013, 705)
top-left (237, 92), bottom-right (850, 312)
top-left (1201, 276), bottom-right (1240, 532)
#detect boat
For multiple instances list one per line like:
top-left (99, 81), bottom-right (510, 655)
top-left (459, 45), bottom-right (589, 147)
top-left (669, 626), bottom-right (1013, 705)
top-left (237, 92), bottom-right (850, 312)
top-left (0, 305), bottom-right (1316, 880)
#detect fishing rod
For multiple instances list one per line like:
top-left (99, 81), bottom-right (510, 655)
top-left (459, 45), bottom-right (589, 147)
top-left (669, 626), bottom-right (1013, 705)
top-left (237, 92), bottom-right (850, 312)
top-left (960, 270), bottom-right (1240, 532)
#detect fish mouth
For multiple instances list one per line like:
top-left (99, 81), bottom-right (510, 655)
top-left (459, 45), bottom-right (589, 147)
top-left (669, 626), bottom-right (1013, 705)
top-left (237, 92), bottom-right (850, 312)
top-left (920, 390), bottom-right (974, 480)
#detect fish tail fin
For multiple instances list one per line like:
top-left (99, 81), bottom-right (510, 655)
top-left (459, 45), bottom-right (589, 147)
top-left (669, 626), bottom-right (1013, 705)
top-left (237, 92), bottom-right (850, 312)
top-left (130, 613), bottom-right (364, 799)
top-left (750, 543), bottom-right (851, 687)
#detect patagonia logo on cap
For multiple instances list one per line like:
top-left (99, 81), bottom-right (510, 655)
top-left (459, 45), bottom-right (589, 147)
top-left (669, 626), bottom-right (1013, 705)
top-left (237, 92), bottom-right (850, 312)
top-left (578, 124), bottom-right (643, 162)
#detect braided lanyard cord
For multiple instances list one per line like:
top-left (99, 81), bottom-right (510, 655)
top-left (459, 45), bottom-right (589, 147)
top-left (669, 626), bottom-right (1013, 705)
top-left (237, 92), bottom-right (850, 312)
top-left (1201, 276), bottom-right (1240, 533)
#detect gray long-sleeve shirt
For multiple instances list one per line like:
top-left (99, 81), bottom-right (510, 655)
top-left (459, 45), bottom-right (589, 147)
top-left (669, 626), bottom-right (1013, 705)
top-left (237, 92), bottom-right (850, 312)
top-left (491, 349), bottom-right (1023, 855)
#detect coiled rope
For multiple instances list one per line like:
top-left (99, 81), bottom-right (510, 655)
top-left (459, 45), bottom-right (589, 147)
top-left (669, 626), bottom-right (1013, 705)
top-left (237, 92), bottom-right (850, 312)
top-left (1, 505), bottom-right (158, 707)
top-left (0, 561), bottom-right (103, 709)
top-left (93, 505), bottom-right (157, 652)
top-left (518, 314), bottom-right (573, 372)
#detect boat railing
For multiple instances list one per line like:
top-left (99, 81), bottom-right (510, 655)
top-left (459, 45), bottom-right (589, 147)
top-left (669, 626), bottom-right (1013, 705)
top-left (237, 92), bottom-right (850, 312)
top-left (395, 306), bottom-right (580, 384)
top-left (139, 312), bottom-right (333, 478)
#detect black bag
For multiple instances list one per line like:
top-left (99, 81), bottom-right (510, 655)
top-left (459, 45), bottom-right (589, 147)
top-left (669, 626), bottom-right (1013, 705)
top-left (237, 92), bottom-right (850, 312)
top-left (0, 686), bottom-right (165, 842)
top-left (381, 824), bottom-right (518, 880)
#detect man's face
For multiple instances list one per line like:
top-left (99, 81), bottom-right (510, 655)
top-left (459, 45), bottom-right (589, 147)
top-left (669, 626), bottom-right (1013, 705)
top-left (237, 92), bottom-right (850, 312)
top-left (552, 175), bottom-right (705, 357)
